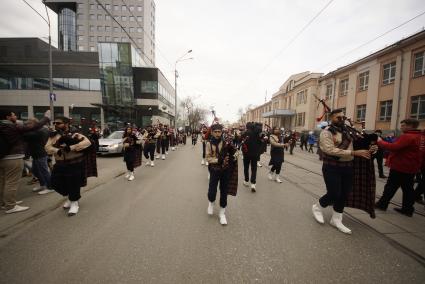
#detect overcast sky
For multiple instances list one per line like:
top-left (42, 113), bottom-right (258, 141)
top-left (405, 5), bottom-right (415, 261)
top-left (1, 0), bottom-right (424, 123)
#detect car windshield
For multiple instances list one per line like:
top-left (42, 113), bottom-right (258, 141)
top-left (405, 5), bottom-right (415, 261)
top-left (106, 131), bottom-right (124, 139)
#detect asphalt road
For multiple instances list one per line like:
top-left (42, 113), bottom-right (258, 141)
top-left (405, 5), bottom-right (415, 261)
top-left (0, 144), bottom-right (424, 283)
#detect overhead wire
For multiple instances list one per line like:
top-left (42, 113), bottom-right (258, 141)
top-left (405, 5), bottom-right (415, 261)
top-left (94, 0), bottom-right (155, 66)
top-left (317, 9), bottom-right (425, 71)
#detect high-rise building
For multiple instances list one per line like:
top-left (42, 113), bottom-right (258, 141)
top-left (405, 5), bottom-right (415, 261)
top-left (44, 0), bottom-right (155, 66)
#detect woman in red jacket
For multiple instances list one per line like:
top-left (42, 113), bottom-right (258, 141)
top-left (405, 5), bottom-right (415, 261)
top-left (375, 119), bottom-right (422, 217)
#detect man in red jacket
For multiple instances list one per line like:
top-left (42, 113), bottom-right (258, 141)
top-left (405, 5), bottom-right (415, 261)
top-left (375, 118), bottom-right (422, 217)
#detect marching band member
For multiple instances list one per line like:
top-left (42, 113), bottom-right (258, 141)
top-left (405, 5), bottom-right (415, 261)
top-left (45, 116), bottom-right (96, 217)
top-left (122, 127), bottom-right (142, 181)
top-left (143, 125), bottom-right (160, 167)
top-left (268, 127), bottom-right (288, 183)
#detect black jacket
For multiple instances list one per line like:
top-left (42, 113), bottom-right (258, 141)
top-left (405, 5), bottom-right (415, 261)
top-left (23, 127), bottom-right (49, 159)
top-left (242, 129), bottom-right (263, 158)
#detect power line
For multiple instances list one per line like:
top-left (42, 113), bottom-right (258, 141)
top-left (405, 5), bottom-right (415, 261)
top-left (121, 0), bottom-right (174, 69)
top-left (318, 9), bottom-right (425, 71)
top-left (94, 0), bottom-right (155, 66)
top-left (21, 0), bottom-right (48, 24)
top-left (257, 0), bottom-right (335, 76)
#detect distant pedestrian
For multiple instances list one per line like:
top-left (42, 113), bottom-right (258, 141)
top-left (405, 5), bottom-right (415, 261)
top-left (268, 127), bottom-right (288, 183)
top-left (241, 122), bottom-right (264, 192)
top-left (0, 110), bottom-right (50, 214)
top-left (307, 131), bottom-right (316, 153)
top-left (375, 119), bottom-right (422, 217)
top-left (300, 132), bottom-right (308, 151)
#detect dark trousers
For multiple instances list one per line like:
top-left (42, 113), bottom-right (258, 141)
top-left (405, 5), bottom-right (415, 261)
top-left (377, 169), bottom-right (415, 213)
top-left (270, 163), bottom-right (282, 174)
top-left (202, 142), bottom-right (206, 159)
top-left (289, 144), bottom-right (295, 155)
top-left (319, 165), bottom-right (354, 213)
top-left (32, 156), bottom-right (51, 188)
top-left (243, 156), bottom-right (258, 184)
top-left (143, 143), bottom-right (156, 161)
top-left (373, 155), bottom-right (384, 177)
top-left (124, 151), bottom-right (135, 172)
top-left (415, 169), bottom-right (425, 201)
top-left (161, 139), bottom-right (168, 154)
top-left (51, 162), bottom-right (83, 202)
top-left (208, 168), bottom-right (229, 208)
top-left (300, 141), bottom-right (307, 151)
top-left (308, 144), bottom-right (314, 153)
top-left (192, 139), bottom-right (196, 145)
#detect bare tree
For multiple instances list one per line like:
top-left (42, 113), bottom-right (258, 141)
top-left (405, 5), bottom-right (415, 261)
top-left (181, 96), bottom-right (208, 131)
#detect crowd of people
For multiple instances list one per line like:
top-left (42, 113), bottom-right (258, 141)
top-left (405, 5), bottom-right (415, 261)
top-left (1, 107), bottom-right (424, 232)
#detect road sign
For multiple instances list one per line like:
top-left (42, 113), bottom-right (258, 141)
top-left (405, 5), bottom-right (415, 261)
top-left (49, 93), bottom-right (56, 102)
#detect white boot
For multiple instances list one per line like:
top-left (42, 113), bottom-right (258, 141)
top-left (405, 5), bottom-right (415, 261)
top-left (275, 176), bottom-right (282, 183)
top-left (219, 207), bottom-right (227, 225)
top-left (251, 183), bottom-right (256, 193)
top-left (205, 161), bottom-right (209, 166)
top-left (128, 172), bottom-right (135, 181)
top-left (161, 154), bottom-right (165, 160)
top-left (330, 210), bottom-right (352, 234)
top-left (155, 154), bottom-right (160, 159)
top-left (125, 171), bottom-right (130, 178)
top-left (63, 199), bottom-right (71, 210)
top-left (257, 162), bottom-right (262, 167)
top-left (207, 202), bottom-right (214, 215)
top-left (312, 203), bottom-right (325, 224)
top-left (201, 159), bottom-right (205, 165)
top-left (145, 161), bottom-right (150, 166)
top-left (150, 160), bottom-right (155, 167)
top-left (68, 201), bottom-right (79, 216)
top-left (268, 172), bottom-right (275, 180)
top-left (243, 181), bottom-right (250, 187)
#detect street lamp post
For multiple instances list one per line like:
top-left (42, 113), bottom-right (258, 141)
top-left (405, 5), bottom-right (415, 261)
top-left (174, 50), bottom-right (193, 127)
top-left (23, 0), bottom-right (54, 121)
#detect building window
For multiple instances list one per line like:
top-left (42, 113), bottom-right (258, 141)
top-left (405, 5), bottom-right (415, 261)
top-left (97, 26), bottom-right (103, 32)
top-left (129, 5), bottom-right (134, 11)
top-left (105, 15), bottom-right (111, 21)
top-left (105, 36), bottom-right (111, 41)
top-left (296, 112), bottom-right (305, 127)
top-left (356, 105), bottom-right (366, 121)
top-left (105, 26), bottom-right (111, 32)
top-left (78, 35), bottom-right (84, 41)
top-left (137, 38), bottom-right (142, 43)
top-left (122, 16), bottom-right (127, 21)
top-left (296, 90), bottom-right (307, 105)
top-left (90, 25), bottom-right (95, 32)
top-left (121, 37), bottom-right (127, 42)
top-left (77, 25), bottom-right (84, 31)
top-left (114, 5), bottom-right (119, 11)
top-left (90, 46), bottom-right (95, 52)
top-left (105, 4), bottom-right (111, 10)
top-left (89, 36), bottom-right (94, 42)
top-left (89, 14), bottom-right (95, 20)
top-left (382, 62), bottom-right (396, 85)
top-left (97, 4), bottom-right (102, 10)
top-left (137, 16), bottom-right (143, 21)
top-left (90, 4), bottom-right (95, 10)
top-left (114, 37), bottom-right (119, 42)
top-left (325, 84), bottom-right (333, 100)
top-left (359, 71), bottom-right (369, 91)
top-left (114, 27), bottom-right (119, 32)
top-left (137, 27), bottom-right (142, 33)
top-left (78, 45), bottom-right (84, 51)
top-left (97, 36), bottom-right (103, 41)
top-left (129, 16), bottom-right (135, 21)
top-left (411, 95), bottom-right (425, 119)
top-left (414, 51), bottom-right (425, 77)
top-left (122, 5), bottom-right (127, 11)
top-left (97, 14), bottom-right (103, 20)
top-left (129, 27), bottom-right (135, 33)
top-left (379, 100), bottom-right (392, 121)
top-left (137, 6), bottom-right (142, 11)
top-left (339, 78), bottom-right (348, 96)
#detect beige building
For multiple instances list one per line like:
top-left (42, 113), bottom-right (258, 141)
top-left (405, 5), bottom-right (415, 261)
top-left (244, 30), bottom-right (425, 132)
top-left (318, 30), bottom-right (425, 131)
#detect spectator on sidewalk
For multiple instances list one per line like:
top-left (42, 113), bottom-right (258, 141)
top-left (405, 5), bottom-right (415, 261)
top-left (0, 110), bottom-right (50, 214)
top-left (372, 130), bottom-right (386, 178)
top-left (23, 118), bottom-right (53, 195)
top-left (307, 131), bottom-right (316, 153)
top-left (375, 119), bottom-right (422, 217)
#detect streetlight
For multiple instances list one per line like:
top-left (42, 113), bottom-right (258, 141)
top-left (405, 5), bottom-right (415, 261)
top-left (175, 49), bottom-right (193, 127)
top-left (22, 0), bottom-right (54, 122)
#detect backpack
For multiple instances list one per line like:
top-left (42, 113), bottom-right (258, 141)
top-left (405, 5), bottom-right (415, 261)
top-left (0, 126), bottom-right (12, 159)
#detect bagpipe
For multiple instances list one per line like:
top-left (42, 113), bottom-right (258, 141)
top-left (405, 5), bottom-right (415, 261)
top-left (51, 130), bottom-right (84, 148)
top-left (313, 94), bottom-right (378, 147)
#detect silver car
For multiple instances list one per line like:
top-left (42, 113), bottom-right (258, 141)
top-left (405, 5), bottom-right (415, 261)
top-left (97, 131), bottom-right (124, 155)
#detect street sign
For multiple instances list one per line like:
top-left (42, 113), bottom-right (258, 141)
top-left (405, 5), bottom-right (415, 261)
top-left (49, 93), bottom-right (56, 102)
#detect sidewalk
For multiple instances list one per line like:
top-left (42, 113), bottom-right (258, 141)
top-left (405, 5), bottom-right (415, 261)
top-left (0, 156), bottom-right (126, 236)
top-left (259, 146), bottom-right (425, 262)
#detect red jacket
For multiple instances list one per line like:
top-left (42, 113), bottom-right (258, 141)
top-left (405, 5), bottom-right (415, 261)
top-left (377, 130), bottom-right (422, 174)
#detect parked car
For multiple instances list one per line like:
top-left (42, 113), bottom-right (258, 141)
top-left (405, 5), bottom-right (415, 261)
top-left (97, 131), bottom-right (124, 155)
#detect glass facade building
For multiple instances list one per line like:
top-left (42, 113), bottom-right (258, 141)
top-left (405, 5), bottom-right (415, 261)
top-left (58, 8), bottom-right (77, 51)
